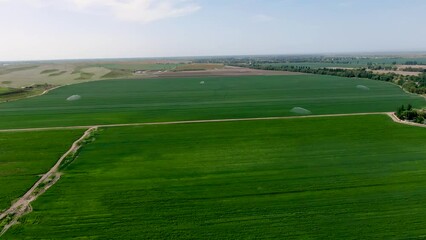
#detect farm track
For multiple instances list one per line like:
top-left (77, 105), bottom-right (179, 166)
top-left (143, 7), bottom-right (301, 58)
top-left (0, 112), bottom-right (424, 133)
top-left (387, 112), bottom-right (426, 128)
top-left (0, 127), bottom-right (97, 237)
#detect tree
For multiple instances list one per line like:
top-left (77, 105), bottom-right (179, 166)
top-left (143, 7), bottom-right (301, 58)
top-left (415, 116), bottom-right (425, 124)
top-left (396, 105), bottom-right (406, 118)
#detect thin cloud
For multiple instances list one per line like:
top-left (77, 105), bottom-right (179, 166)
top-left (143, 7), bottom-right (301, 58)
top-left (253, 14), bottom-right (273, 23)
top-left (70, 0), bottom-right (201, 23)
top-left (0, 0), bottom-right (201, 23)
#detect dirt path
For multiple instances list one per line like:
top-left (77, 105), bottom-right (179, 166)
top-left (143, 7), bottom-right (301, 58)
top-left (0, 112), bottom-right (394, 133)
top-left (0, 112), bottom-right (423, 134)
top-left (386, 112), bottom-right (426, 128)
top-left (0, 127), bottom-right (97, 237)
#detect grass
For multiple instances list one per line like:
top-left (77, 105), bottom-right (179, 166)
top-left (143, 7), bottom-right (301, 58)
top-left (0, 84), bottom-right (54, 103)
top-left (174, 63), bottom-right (224, 71)
top-left (75, 71), bottom-right (95, 80)
top-left (0, 87), bottom-right (10, 94)
top-left (40, 69), bottom-right (59, 74)
top-left (101, 68), bottom-right (133, 78)
top-left (0, 63), bottom-right (110, 88)
top-left (260, 57), bottom-right (426, 69)
top-left (0, 130), bottom-right (83, 212)
top-left (262, 62), bottom-right (364, 69)
top-left (98, 63), bottom-right (189, 78)
top-left (97, 63), bottom-right (183, 71)
top-left (5, 115), bottom-right (426, 239)
top-left (48, 71), bottom-right (67, 77)
top-left (1, 58), bottom-right (425, 89)
top-left (0, 75), bottom-right (424, 129)
top-left (0, 90), bottom-right (41, 103)
top-left (0, 65), bottom-right (38, 76)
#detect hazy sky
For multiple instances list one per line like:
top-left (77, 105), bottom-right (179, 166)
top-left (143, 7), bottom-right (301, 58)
top-left (1, 0), bottom-right (425, 61)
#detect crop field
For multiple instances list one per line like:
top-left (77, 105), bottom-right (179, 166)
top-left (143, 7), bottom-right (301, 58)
top-left (4, 115), bottom-right (426, 239)
top-left (0, 63), bottom-right (111, 88)
top-left (262, 62), bottom-right (364, 69)
top-left (0, 130), bottom-right (83, 211)
top-left (0, 84), bottom-right (56, 103)
top-left (174, 63), bottom-right (224, 71)
top-left (94, 62), bottom-right (184, 71)
top-left (0, 87), bottom-right (10, 94)
top-left (0, 75), bottom-right (424, 129)
top-left (93, 63), bottom-right (186, 79)
top-left (1, 72), bottom-right (426, 239)
top-left (3, 0), bottom-right (426, 238)
top-left (0, 61), bottom-right (199, 89)
top-left (0, 65), bottom-right (39, 76)
top-left (259, 57), bottom-right (426, 69)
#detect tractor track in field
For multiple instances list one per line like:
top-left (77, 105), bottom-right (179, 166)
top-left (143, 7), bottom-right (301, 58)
top-left (2, 112), bottom-right (424, 133)
top-left (0, 127), bottom-right (97, 237)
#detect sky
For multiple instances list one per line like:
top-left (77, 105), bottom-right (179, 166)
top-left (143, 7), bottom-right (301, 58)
top-left (0, 0), bottom-right (425, 61)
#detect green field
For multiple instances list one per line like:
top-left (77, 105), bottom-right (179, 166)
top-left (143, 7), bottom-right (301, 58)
top-left (40, 69), bottom-right (59, 74)
top-left (94, 63), bottom-right (183, 71)
top-left (0, 75), bottom-right (424, 129)
top-left (0, 84), bottom-right (57, 103)
top-left (174, 63), bottom-right (224, 71)
top-left (0, 87), bottom-right (10, 94)
top-left (1, 74), bottom-right (426, 238)
top-left (4, 115), bottom-right (426, 239)
top-left (260, 57), bottom-right (426, 69)
top-left (0, 130), bottom-right (83, 211)
top-left (262, 62), bottom-right (365, 69)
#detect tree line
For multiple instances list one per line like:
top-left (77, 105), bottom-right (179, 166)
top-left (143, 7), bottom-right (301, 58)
top-left (193, 56), bottom-right (426, 94)
top-left (240, 63), bottom-right (426, 95)
top-left (396, 104), bottom-right (426, 124)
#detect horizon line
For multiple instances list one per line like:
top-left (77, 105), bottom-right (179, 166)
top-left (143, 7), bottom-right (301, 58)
top-left (2, 50), bottom-right (426, 63)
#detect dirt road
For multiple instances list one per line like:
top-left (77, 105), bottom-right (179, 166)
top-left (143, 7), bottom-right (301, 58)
top-left (387, 112), bottom-right (426, 128)
top-left (0, 112), bottom-right (400, 133)
top-left (0, 127), bottom-right (97, 237)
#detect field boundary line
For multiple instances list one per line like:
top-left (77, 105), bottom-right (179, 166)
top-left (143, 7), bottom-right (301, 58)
top-left (0, 127), bottom-right (97, 237)
top-left (98, 112), bottom-right (388, 128)
top-left (0, 112), bottom-right (424, 133)
top-left (0, 112), bottom-right (389, 133)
